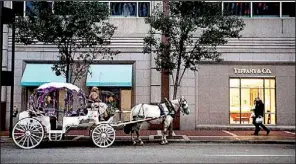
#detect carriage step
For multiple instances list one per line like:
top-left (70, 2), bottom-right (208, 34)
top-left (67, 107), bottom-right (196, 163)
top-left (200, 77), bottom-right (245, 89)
top-left (48, 131), bottom-right (63, 141)
top-left (49, 130), bottom-right (63, 134)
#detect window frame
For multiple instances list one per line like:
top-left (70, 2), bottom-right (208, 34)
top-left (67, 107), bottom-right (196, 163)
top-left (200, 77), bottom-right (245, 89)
top-left (13, 1), bottom-right (295, 18)
top-left (222, 1), bottom-right (252, 18)
top-left (281, 1), bottom-right (296, 17)
top-left (22, 1), bottom-right (54, 17)
top-left (109, 1), bottom-right (151, 18)
top-left (222, 1), bottom-right (295, 18)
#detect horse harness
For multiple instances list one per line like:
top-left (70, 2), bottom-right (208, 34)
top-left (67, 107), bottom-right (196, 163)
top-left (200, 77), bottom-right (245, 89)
top-left (159, 98), bottom-right (177, 118)
top-left (134, 99), bottom-right (177, 121)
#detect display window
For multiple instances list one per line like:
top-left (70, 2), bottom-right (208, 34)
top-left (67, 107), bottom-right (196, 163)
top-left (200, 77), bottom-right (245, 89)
top-left (229, 78), bottom-right (276, 125)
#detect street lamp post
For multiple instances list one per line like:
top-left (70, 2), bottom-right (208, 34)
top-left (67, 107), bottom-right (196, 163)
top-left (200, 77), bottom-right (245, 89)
top-left (0, 2), bottom-right (3, 112)
top-left (9, 12), bottom-right (15, 138)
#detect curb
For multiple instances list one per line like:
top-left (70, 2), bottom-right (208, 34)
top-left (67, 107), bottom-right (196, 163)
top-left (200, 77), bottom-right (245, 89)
top-left (1, 137), bottom-right (295, 145)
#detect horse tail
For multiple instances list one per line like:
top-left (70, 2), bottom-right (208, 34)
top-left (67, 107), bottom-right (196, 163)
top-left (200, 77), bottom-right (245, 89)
top-left (129, 104), bottom-right (137, 121)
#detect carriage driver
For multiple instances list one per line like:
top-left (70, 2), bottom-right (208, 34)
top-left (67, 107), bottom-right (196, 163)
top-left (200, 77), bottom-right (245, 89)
top-left (89, 87), bottom-right (102, 106)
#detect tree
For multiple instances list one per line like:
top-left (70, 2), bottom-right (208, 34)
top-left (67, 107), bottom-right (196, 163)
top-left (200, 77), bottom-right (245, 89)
top-left (143, 1), bottom-right (245, 99)
top-left (14, 1), bottom-right (118, 83)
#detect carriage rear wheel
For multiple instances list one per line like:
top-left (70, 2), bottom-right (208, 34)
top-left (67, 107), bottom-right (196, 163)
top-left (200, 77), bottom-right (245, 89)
top-left (91, 124), bottom-right (115, 148)
top-left (12, 117), bottom-right (45, 149)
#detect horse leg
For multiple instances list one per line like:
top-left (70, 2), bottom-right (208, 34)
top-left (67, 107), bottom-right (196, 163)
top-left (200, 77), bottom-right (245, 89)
top-left (161, 128), bottom-right (167, 145)
top-left (161, 116), bottom-right (172, 145)
top-left (131, 131), bottom-right (137, 145)
top-left (136, 130), bottom-right (144, 146)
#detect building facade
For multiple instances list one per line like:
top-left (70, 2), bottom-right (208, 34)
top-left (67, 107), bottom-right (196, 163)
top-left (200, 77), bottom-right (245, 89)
top-left (1, 1), bottom-right (295, 130)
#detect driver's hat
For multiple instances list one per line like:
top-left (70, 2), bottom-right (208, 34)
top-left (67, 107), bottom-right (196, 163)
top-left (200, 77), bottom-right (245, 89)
top-left (91, 87), bottom-right (99, 92)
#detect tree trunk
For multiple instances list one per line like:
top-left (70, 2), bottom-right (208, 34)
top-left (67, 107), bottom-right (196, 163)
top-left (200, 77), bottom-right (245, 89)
top-left (65, 53), bottom-right (71, 83)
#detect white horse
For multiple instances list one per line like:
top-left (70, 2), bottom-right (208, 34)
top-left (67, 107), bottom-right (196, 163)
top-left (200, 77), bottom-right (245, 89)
top-left (124, 96), bottom-right (190, 145)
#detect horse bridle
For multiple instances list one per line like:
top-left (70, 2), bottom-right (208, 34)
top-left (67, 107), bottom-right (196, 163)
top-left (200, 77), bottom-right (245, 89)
top-left (178, 98), bottom-right (187, 113)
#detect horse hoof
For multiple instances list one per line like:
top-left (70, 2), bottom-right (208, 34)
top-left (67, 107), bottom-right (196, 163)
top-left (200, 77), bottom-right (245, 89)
top-left (160, 141), bottom-right (166, 145)
top-left (132, 142), bottom-right (137, 146)
top-left (139, 142), bottom-right (144, 146)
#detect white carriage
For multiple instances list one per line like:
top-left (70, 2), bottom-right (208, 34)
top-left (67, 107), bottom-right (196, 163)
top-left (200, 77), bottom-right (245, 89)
top-left (12, 82), bottom-right (120, 149)
top-left (12, 82), bottom-right (188, 149)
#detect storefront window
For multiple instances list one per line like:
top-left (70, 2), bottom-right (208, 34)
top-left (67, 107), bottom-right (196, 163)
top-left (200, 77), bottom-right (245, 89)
top-left (25, 1), bottom-right (52, 16)
top-left (253, 2), bottom-right (280, 17)
top-left (138, 2), bottom-right (150, 17)
top-left (223, 2), bottom-right (251, 17)
top-left (13, 1), bottom-right (24, 16)
top-left (111, 2), bottom-right (137, 17)
top-left (282, 2), bottom-right (295, 17)
top-left (230, 78), bottom-right (276, 125)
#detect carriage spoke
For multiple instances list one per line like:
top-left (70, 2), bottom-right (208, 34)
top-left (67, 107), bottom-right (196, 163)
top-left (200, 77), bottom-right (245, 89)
top-left (13, 118), bottom-right (44, 149)
top-left (31, 133), bottom-right (42, 140)
top-left (27, 123), bottom-right (34, 131)
top-left (27, 136), bottom-right (30, 147)
top-left (21, 137), bottom-right (27, 147)
top-left (30, 125), bottom-right (41, 132)
top-left (92, 124), bottom-right (115, 148)
top-left (93, 131), bottom-right (101, 135)
top-left (15, 127), bottom-right (25, 133)
top-left (16, 134), bottom-right (26, 143)
top-left (106, 138), bottom-right (112, 144)
top-left (30, 134), bottom-right (39, 143)
top-left (15, 134), bottom-right (25, 140)
top-left (107, 130), bottom-right (114, 134)
top-left (18, 124), bottom-right (27, 131)
top-left (29, 136), bottom-right (34, 147)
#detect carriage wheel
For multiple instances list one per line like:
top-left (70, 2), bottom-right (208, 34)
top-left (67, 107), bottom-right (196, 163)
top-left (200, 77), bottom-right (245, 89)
top-left (91, 124), bottom-right (115, 148)
top-left (12, 117), bottom-right (45, 149)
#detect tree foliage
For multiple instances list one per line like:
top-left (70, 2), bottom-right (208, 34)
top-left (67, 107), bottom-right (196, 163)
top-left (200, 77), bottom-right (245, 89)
top-left (143, 1), bottom-right (245, 99)
top-left (14, 1), bottom-right (118, 83)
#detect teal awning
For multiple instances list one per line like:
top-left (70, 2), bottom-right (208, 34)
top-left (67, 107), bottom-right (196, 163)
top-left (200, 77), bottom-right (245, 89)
top-left (86, 64), bottom-right (132, 87)
top-left (21, 64), bottom-right (66, 86)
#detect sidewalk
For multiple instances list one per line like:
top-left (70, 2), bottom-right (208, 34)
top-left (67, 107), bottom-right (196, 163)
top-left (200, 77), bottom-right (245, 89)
top-left (1, 129), bottom-right (295, 144)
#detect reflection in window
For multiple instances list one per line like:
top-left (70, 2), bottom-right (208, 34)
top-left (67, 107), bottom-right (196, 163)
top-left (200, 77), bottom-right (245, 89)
top-left (138, 2), bottom-right (150, 17)
top-left (223, 2), bottom-right (250, 17)
top-left (229, 78), bottom-right (276, 125)
top-left (253, 2), bottom-right (280, 17)
top-left (111, 2), bottom-right (137, 17)
top-left (13, 1), bottom-right (24, 16)
top-left (25, 1), bottom-right (35, 16)
top-left (26, 1), bottom-right (52, 16)
top-left (282, 2), bottom-right (295, 17)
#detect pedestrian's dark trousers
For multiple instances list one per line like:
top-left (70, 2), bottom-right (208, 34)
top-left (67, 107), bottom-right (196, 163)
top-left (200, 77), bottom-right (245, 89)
top-left (252, 118), bottom-right (269, 134)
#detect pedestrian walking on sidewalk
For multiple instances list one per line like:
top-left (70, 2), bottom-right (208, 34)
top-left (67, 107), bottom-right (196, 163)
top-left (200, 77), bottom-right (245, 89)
top-left (252, 97), bottom-right (270, 136)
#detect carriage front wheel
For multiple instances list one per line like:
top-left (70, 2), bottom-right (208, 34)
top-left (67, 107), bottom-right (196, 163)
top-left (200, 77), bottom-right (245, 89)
top-left (12, 117), bottom-right (45, 149)
top-left (91, 124), bottom-right (115, 148)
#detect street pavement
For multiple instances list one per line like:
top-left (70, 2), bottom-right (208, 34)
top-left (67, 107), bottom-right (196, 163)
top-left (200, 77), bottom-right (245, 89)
top-left (1, 129), bottom-right (295, 144)
top-left (1, 142), bottom-right (295, 163)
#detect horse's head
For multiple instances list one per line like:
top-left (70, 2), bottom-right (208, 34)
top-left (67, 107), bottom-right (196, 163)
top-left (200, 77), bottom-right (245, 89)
top-left (178, 96), bottom-right (190, 115)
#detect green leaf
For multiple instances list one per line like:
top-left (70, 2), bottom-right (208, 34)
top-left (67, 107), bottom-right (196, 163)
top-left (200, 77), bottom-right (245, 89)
top-left (15, 1), bottom-right (118, 83)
